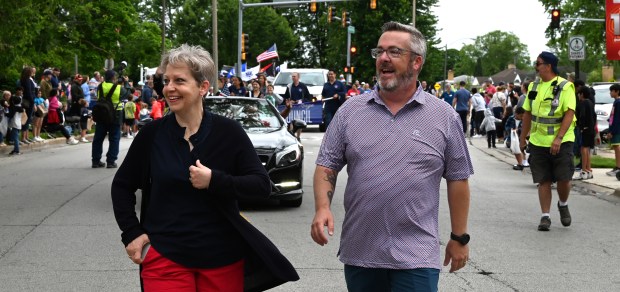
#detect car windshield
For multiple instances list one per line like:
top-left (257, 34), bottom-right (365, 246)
top-left (273, 72), bottom-right (325, 86)
top-left (204, 98), bottom-right (283, 132)
top-left (594, 87), bottom-right (614, 104)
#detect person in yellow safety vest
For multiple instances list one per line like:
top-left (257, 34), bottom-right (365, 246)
top-left (92, 69), bottom-right (123, 169)
top-left (519, 51), bottom-right (576, 232)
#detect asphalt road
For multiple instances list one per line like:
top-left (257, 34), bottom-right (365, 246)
top-left (1, 128), bottom-right (619, 291)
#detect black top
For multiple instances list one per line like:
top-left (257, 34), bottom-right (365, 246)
top-left (576, 99), bottom-right (595, 133)
top-left (112, 111), bottom-right (299, 290)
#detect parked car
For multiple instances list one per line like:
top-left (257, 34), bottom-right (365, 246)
top-left (204, 96), bottom-right (304, 207)
top-left (592, 83), bottom-right (616, 137)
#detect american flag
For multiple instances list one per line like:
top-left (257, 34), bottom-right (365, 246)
top-left (256, 44), bottom-right (279, 62)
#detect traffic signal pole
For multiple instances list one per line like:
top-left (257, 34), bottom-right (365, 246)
top-left (347, 28), bottom-right (351, 83)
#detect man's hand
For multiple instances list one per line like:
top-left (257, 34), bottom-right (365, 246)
top-left (126, 234), bottom-right (150, 264)
top-left (189, 160), bottom-right (212, 189)
top-left (550, 136), bottom-right (562, 155)
top-left (310, 207), bottom-right (334, 246)
top-left (443, 240), bottom-right (469, 273)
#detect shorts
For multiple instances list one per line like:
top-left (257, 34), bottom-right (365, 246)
top-left (79, 121), bottom-right (88, 131)
top-left (581, 131), bottom-right (595, 148)
top-left (612, 133), bottom-right (620, 146)
top-left (124, 118), bottom-right (135, 127)
top-left (528, 142), bottom-right (574, 183)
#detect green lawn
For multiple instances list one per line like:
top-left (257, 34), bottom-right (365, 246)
top-left (576, 155), bottom-right (616, 168)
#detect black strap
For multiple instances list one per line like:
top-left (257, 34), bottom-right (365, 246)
top-left (98, 83), bottom-right (118, 102)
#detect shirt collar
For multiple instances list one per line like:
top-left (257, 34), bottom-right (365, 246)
top-left (167, 110), bottom-right (213, 146)
top-left (365, 81), bottom-right (428, 107)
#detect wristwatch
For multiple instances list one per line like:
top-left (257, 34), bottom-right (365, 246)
top-left (450, 232), bottom-right (470, 246)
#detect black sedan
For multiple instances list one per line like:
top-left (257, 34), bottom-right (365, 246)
top-left (204, 96), bottom-right (304, 207)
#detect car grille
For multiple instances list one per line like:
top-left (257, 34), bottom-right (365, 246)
top-left (255, 148), bottom-right (276, 169)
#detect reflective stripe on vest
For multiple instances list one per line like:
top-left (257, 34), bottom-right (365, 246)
top-left (528, 79), bottom-right (567, 135)
top-left (548, 80), bottom-right (568, 117)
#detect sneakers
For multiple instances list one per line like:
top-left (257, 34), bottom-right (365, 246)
top-left (573, 171), bottom-right (587, 180)
top-left (67, 137), bottom-right (79, 145)
top-left (587, 171), bottom-right (593, 179)
top-left (538, 216), bottom-right (551, 231)
top-left (79, 137), bottom-right (90, 143)
top-left (558, 202), bottom-right (571, 227)
top-left (92, 161), bottom-right (106, 168)
top-left (126, 134), bottom-right (133, 139)
top-left (606, 167), bottom-right (620, 176)
top-left (106, 162), bottom-right (118, 168)
top-left (9, 151), bottom-right (21, 156)
top-left (513, 164), bottom-right (524, 170)
top-left (33, 136), bottom-right (44, 142)
top-left (0, 142), bottom-right (6, 147)
top-left (21, 139), bottom-right (31, 145)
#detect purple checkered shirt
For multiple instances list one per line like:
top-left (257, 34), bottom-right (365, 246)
top-left (316, 85), bottom-right (473, 269)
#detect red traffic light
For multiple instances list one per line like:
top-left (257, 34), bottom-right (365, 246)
top-left (344, 66), bottom-right (349, 73)
top-left (350, 46), bottom-right (357, 54)
top-left (550, 9), bottom-right (561, 29)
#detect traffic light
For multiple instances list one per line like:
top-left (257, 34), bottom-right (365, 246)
top-left (369, 0), bottom-right (377, 10)
top-left (350, 46), bottom-right (357, 55)
top-left (550, 9), bottom-right (561, 29)
top-left (309, 1), bottom-right (317, 13)
top-left (241, 33), bottom-right (249, 61)
top-left (342, 11), bottom-right (351, 27)
top-left (343, 66), bottom-right (349, 73)
top-left (350, 66), bottom-right (355, 74)
top-left (328, 6), bottom-right (334, 23)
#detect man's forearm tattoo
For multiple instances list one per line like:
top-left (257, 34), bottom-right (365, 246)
top-left (323, 169), bottom-right (337, 203)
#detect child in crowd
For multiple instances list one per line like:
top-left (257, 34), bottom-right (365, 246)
top-left (46, 89), bottom-right (79, 146)
top-left (480, 108), bottom-right (501, 148)
top-left (32, 89), bottom-right (46, 142)
top-left (133, 96), bottom-right (141, 134)
top-left (1, 91), bottom-right (11, 146)
top-left (606, 83), bottom-right (620, 176)
top-left (8, 88), bottom-right (24, 155)
top-left (150, 97), bottom-right (162, 120)
top-left (123, 97), bottom-right (136, 138)
top-left (78, 99), bottom-right (90, 143)
top-left (574, 86), bottom-right (596, 180)
top-left (505, 106), bottom-right (528, 170)
top-left (139, 100), bottom-right (150, 120)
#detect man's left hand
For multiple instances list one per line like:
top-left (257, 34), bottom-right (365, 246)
top-left (443, 240), bottom-right (469, 273)
top-left (550, 136), bottom-right (562, 155)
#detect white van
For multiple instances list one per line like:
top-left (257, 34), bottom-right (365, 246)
top-left (272, 68), bottom-right (328, 100)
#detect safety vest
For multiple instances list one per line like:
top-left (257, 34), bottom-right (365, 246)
top-left (526, 77), bottom-right (576, 147)
top-left (101, 82), bottom-right (122, 110)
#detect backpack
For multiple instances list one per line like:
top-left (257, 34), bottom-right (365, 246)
top-left (92, 84), bottom-right (118, 124)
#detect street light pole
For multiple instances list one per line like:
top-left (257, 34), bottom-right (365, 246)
top-left (443, 44), bottom-right (447, 90)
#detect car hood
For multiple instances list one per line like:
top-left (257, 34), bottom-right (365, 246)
top-left (246, 126), bottom-right (298, 149)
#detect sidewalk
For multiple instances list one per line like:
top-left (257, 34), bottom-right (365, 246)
top-left (468, 135), bottom-right (620, 197)
top-left (0, 133), bottom-right (94, 156)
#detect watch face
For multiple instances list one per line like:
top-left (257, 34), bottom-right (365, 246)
top-left (451, 233), bottom-right (470, 245)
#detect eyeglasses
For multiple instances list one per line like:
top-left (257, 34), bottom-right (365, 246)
top-left (371, 47), bottom-right (419, 59)
top-left (534, 62), bottom-right (547, 67)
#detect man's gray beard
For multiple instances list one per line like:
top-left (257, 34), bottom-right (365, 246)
top-left (376, 66), bottom-right (415, 92)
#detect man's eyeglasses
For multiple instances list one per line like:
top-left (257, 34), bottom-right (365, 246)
top-left (371, 47), bottom-right (419, 59)
top-left (534, 62), bottom-right (547, 67)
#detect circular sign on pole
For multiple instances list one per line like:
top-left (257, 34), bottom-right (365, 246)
top-left (569, 36), bottom-right (586, 61)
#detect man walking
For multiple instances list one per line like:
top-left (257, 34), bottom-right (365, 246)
top-left (311, 21), bottom-right (473, 292)
top-left (283, 72), bottom-right (311, 104)
top-left (320, 70), bottom-right (346, 130)
top-left (519, 51), bottom-right (576, 231)
top-left (453, 81), bottom-right (472, 134)
top-left (92, 70), bottom-right (123, 169)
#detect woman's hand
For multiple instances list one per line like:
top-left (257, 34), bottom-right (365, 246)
top-left (126, 234), bottom-right (150, 264)
top-left (189, 160), bottom-right (212, 189)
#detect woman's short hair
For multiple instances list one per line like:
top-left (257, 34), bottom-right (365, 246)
top-left (159, 44), bottom-right (215, 87)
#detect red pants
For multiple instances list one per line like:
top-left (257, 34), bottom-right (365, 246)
top-left (141, 246), bottom-right (244, 292)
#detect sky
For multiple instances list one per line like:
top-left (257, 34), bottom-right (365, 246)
top-left (431, 0), bottom-right (551, 61)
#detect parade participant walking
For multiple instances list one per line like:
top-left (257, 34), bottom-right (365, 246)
top-left (320, 70), bottom-right (346, 129)
top-left (111, 44), bottom-right (298, 291)
top-left (440, 83), bottom-right (455, 106)
top-left (453, 81), bottom-right (472, 134)
top-left (283, 72), bottom-right (311, 103)
top-left (91, 70), bottom-right (123, 169)
top-left (574, 86), bottom-right (595, 180)
top-left (311, 21), bottom-right (473, 292)
top-left (471, 87), bottom-right (486, 136)
top-left (519, 51), bottom-right (576, 231)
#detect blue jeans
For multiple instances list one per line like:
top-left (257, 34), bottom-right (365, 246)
top-left (344, 265), bottom-right (439, 292)
top-left (91, 121), bottom-right (121, 164)
top-left (10, 128), bottom-right (20, 153)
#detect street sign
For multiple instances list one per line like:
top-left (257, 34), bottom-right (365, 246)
top-left (606, 0), bottom-right (620, 60)
top-left (569, 36), bottom-right (586, 61)
top-left (434, 83), bottom-right (441, 91)
top-left (348, 26), bottom-right (355, 34)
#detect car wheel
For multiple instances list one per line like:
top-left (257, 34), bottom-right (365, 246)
top-left (280, 196), bottom-right (302, 207)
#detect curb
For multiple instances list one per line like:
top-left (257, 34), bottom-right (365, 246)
top-left (0, 133), bottom-right (95, 156)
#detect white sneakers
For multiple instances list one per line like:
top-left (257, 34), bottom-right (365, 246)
top-left (79, 137), bottom-right (90, 143)
top-left (33, 136), bottom-right (45, 142)
top-left (66, 137), bottom-right (79, 145)
top-left (573, 171), bottom-right (593, 180)
top-left (605, 167), bottom-right (620, 176)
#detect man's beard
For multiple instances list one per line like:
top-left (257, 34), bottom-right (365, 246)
top-left (376, 63), bottom-right (415, 92)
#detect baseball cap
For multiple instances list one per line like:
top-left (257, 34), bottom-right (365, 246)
top-left (105, 70), bottom-right (117, 81)
top-left (538, 51), bottom-right (559, 74)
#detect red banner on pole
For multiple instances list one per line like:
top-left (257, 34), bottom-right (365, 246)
top-left (606, 0), bottom-right (620, 60)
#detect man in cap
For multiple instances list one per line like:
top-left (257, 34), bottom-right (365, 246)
top-left (519, 51), bottom-right (576, 231)
top-left (92, 70), bottom-right (123, 169)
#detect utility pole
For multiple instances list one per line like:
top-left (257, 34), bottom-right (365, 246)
top-left (212, 0), bottom-right (218, 94)
top-left (412, 0), bottom-right (416, 27)
top-left (161, 0), bottom-right (166, 55)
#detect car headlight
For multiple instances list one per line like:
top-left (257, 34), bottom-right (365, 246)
top-left (275, 144), bottom-right (301, 167)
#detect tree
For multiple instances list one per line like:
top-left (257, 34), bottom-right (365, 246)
top-left (458, 31), bottom-right (530, 77)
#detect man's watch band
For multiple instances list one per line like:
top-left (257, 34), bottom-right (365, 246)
top-left (450, 232), bottom-right (470, 246)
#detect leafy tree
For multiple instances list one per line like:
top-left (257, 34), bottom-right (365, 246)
top-left (458, 31), bottom-right (530, 77)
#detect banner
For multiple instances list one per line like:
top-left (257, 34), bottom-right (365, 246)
top-left (606, 0), bottom-right (620, 60)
